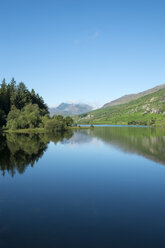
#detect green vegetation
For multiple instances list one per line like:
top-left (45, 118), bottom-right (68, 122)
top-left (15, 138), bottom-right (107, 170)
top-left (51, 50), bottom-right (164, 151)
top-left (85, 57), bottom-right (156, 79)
top-left (6, 104), bottom-right (44, 129)
top-left (103, 83), bottom-right (165, 108)
top-left (44, 115), bottom-right (72, 133)
top-left (0, 78), bottom-right (74, 132)
top-left (0, 78), bottom-right (48, 128)
top-left (76, 88), bottom-right (165, 126)
top-left (0, 78), bottom-right (48, 127)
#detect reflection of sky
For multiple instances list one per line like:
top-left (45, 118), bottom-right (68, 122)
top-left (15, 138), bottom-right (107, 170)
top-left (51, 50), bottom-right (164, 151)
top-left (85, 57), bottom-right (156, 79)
top-left (1, 129), bottom-right (165, 247)
top-left (61, 131), bottom-right (101, 148)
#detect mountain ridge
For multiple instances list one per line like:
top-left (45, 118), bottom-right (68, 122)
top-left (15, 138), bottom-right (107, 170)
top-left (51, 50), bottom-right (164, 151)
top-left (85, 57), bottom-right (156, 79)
top-left (76, 84), bottom-right (165, 126)
top-left (103, 83), bottom-right (165, 108)
top-left (49, 103), bottom-right (93, 117)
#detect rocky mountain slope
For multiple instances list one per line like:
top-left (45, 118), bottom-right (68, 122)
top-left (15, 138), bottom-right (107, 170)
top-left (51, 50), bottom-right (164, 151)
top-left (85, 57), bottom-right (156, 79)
top-left (103, 84), bottom-right (165, 108)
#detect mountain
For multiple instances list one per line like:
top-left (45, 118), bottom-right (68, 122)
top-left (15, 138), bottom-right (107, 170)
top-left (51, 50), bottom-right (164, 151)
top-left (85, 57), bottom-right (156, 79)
top-left (103, 84), bottom-right (165, 108)
top-left (76, 85), bottom-right (165, 126)
top-left (49, 103), bottom-right (93, 117)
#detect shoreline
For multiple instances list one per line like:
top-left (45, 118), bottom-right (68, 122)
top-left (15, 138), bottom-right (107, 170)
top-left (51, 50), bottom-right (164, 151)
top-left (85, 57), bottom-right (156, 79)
top-left (3, 124), bottom-right (165, 134)
top-left (2, 126), bottom-right (93, 134)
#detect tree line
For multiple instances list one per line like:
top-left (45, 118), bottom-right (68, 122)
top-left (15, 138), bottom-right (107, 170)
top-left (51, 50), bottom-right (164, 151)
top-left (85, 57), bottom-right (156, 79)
top-left (0, 78), bottom-right (73, 131)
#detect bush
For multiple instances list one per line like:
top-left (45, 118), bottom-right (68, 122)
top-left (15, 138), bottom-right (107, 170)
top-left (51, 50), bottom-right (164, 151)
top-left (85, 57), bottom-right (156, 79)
top-left (45, 119), bottom-right (67, 133)
top-left (6, 104), bottom-right (42, 130)
top-left (65, 116), bottom-right (74, 126)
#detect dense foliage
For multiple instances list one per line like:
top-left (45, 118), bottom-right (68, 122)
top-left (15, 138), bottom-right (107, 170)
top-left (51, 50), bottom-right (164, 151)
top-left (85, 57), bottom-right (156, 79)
top-left (0, 78), bottom-right (74, 131)
top-left (45, 115), bottom-right (73, 133)
top-left (0, 78), bottom-right (48, 127)
top-left (6, 104), bottom-right (44, 129)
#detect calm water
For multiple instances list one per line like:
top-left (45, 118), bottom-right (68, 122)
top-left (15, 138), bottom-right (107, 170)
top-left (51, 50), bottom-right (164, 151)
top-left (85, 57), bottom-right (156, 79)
top-left (0, 126), bottom-right (165, 248)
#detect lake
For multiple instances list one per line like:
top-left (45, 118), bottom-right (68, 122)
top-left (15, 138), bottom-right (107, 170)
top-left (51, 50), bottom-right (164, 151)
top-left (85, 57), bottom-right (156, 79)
top-left (0, 126), bottom-right (165, 248)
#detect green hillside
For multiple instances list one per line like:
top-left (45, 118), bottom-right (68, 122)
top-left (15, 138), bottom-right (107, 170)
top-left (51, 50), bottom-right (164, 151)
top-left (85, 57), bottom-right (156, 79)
top-left (103, 83), bottom-right (165, 108)
top-left (76, 88), bottom-right (165, 126)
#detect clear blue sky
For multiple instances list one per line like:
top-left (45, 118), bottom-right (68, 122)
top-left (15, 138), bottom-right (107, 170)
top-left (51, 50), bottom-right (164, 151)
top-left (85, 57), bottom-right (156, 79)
top-left (0, 0), bottom-right (165, 107)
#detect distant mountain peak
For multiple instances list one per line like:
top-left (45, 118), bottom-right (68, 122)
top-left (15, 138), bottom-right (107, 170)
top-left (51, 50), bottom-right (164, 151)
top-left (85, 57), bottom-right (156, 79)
top-left (49, 102), bottom-right (93, 117)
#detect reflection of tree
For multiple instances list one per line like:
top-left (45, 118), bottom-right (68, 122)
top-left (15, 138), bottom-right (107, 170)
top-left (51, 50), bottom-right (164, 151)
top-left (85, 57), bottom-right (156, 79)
top-left (45, 129), bottom-right (73, 144)
top-left (61, 127), bottom-right (165, 165)
top-left (0, 130), bottom-right (73, 176)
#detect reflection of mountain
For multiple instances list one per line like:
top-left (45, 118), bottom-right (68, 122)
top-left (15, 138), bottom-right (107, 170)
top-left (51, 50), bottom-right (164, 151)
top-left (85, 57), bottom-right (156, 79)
top-left (1, 127), bottom-right (165, 176)
top-left (62, 130), bottom-right (93, 145)
top-left (64, 127), bottom-right (165, 165)
top-left (0, 131), bottom-right (73, 176)
top-left (89, 127), bottom-right (165, 165)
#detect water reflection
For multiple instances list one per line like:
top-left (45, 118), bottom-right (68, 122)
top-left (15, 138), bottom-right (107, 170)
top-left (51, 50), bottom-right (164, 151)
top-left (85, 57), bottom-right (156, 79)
top-left (1, 126), bottom-right (165, 177)
top-left (0, 127), bottom-right (165, 248)
top-left (91, 127), bottom-right (165, 165)
top-left (67, 127), bottom-right (165, 165)
top-left (0, 130), bottom-right (73, 176)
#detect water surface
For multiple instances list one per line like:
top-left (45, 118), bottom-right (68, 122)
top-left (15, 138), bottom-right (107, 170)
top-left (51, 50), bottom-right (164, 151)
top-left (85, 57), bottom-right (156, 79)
top-left (0, 126), bottom-right (165, 248)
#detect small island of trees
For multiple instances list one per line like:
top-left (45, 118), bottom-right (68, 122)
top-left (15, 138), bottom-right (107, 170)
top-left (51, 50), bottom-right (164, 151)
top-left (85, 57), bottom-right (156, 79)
top-left (0, 78), bottom-right (74, 132)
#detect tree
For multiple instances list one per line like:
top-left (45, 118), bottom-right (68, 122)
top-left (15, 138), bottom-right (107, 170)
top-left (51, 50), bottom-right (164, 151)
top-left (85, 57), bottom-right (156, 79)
top-left (0, 78), bottom-right (49, 127)
top-left (65, 116), bottom-right (73, 126)
top-left (22, 103), bottom-right (42, 128)
top-left (6, 106), bottom-right (21, 129)
top-left (0, 109), bottom-right (6, 127)
top-left (8, 77), bottom-right (16, 106)
top-left (0, 78), bottom-right (9, 115)
top-left (45, 118), bottom-right (67, 133)
top-left (6, 104), bottom-right (42, 129)
top-left (14, 82), bottom-right (30, 109)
